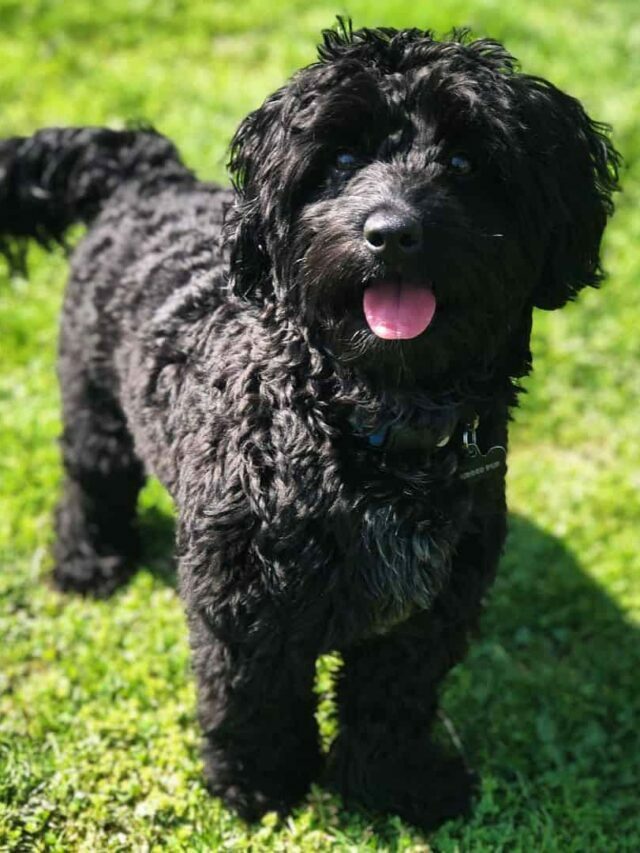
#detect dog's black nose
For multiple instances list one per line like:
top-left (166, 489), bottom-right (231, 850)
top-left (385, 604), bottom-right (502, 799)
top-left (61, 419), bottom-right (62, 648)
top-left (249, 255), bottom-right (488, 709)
top-left (363, 209), bottom-right (423, 260)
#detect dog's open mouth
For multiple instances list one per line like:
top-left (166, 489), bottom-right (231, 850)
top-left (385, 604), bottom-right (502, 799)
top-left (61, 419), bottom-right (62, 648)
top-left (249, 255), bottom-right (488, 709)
top-left (363, 280), bottom-right (437, 340)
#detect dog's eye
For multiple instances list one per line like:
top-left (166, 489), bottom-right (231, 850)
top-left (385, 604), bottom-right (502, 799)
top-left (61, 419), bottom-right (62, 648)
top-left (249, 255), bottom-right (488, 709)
top-left (449, 153), bottom-right (474, 175)
top-left (335, 151), bottom-right (358, 172)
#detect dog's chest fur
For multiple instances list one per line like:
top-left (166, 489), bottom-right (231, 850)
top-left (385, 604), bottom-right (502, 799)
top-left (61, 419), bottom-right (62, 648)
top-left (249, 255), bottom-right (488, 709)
top-left (67, 185), bottom-right (504, 645)
top-left (118, 275), bottom-right (485, 644)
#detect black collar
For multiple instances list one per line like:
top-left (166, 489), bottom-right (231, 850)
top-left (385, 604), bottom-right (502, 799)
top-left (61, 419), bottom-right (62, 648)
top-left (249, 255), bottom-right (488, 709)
top-left (348, 405), bottom-right (465, 455)
top-left (349, 407), bottom-right (507, 484)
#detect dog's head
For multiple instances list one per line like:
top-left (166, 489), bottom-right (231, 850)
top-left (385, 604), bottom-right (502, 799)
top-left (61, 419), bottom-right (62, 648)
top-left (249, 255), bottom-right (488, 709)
top-left (226, 23), bottom-right (619, 386)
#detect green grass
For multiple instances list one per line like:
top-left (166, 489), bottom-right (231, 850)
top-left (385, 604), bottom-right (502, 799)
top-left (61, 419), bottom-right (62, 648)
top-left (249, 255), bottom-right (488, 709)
top-left (1, 1), bottom-right (639, 849)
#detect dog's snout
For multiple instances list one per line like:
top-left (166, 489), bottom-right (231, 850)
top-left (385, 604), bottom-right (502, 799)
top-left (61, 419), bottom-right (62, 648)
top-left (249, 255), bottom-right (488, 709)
top-left (363, 209), bottom-right (423, 260)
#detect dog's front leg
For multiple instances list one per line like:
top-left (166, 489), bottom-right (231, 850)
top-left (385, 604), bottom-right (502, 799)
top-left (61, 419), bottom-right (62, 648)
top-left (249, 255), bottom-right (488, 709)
top-left (327, 603), bottom-right (479, 831)
top-left (183, 577), bottom-right (322, 822)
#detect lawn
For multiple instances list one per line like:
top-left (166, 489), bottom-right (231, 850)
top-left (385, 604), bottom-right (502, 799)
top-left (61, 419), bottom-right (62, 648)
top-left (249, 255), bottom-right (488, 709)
top-left (1, 0), bottom-right (639, 850)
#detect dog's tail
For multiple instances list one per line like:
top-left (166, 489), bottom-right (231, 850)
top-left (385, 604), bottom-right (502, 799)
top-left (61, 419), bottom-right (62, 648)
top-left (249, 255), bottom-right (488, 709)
top-left (0, 126), bottom-right (193, 272)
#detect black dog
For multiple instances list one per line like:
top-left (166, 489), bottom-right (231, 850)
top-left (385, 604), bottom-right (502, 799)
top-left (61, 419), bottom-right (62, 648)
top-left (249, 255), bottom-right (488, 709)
top-left (0, 23), bottom-right (619, 831)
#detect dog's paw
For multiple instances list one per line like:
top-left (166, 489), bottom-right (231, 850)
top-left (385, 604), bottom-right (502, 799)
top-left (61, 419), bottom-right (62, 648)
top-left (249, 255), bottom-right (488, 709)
top-left (52, 550), bottom-right (134, 597)
top-left (202, 736), bottom-right (323, 823)
top-left (207, 781), bottom-right (296, 824)
top-left (326, 741), bottom-right (478, 832)
top-left (204, 771), bottom-right (312, 824)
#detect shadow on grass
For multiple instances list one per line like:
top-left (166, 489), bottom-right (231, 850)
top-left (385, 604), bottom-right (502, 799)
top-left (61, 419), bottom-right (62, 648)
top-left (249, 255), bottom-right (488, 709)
top-left (133, 503), bottom-right (639, 841)
top-left (429, 511), bottom-right (640, 838)
top-left (316, 512), bottom-right (639, 843)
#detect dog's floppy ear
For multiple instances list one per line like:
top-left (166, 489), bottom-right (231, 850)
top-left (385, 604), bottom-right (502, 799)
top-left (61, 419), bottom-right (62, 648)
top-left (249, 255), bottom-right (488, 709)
top-left (515, 76), bottom-right (620, 310)
top-left (225, 92), bottom-right (287, 301)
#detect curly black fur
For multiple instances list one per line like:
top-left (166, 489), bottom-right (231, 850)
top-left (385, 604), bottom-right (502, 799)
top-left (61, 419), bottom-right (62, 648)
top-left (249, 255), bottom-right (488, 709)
top-left (1, 22), bottom-right (619, 831)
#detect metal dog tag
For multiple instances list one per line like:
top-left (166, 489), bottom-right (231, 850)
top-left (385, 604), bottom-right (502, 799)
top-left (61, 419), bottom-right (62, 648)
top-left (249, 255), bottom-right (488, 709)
top-left (458, 443), bottom-right (507, 483)
top-left (458, 419), bottom-right (506, 483)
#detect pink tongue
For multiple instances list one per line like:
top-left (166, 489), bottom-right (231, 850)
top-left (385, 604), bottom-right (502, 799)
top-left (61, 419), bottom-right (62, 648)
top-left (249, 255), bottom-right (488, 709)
top-left (363, 281), bottom-right (436, 340)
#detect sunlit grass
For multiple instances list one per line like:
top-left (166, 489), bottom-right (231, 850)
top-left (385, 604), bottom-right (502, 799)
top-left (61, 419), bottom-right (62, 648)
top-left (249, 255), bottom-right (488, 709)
top-left (1, 1), bottom-right (638, 848)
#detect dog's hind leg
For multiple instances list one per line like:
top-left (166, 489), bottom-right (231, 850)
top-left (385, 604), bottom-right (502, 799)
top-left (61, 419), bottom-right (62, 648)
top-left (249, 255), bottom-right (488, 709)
top-left (53, 344), bottom-right (145, 597)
